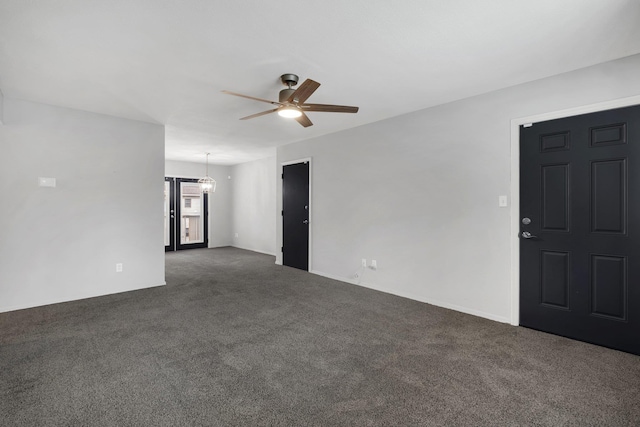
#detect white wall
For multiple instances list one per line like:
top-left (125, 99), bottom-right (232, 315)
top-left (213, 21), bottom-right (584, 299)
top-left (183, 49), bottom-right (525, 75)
top-left (0, 98), bottom-right (165, 313)
top-left (230, 155), bottom-right (277, 255)
top-left (165, 160), bottom-right (232, 248)
top-left (276, 53), bottom-right (640, 323)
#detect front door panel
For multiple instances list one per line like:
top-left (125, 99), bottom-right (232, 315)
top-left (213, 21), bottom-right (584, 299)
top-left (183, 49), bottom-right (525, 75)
top-left (520, 105), bottom-right (640, 355)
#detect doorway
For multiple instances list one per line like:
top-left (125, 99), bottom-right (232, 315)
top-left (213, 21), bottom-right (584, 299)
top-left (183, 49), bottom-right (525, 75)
top-left (165, 177), bottom-right (208, 252)
top-left (518, 104), bottom-right (640, 355)
top-left (282, 161), bottom-right (310, 271)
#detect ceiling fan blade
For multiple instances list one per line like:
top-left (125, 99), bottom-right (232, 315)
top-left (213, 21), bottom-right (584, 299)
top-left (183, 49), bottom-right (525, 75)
top-left (287, 79), bottom-right (321, 104)
top-left (222, 90), bottom-right (283, 106)
top-left (301, 103), bottom-right (359, 113)
top-left (295, 112), bottom-right (313, 127)
top-left (240, 108), bottom-right (279, 120)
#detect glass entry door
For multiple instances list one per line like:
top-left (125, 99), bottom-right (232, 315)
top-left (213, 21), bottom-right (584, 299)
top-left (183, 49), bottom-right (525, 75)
top-left (164, 178), bottom-right (175, 251)
top-left (165, 177), bottom-right (208, 251)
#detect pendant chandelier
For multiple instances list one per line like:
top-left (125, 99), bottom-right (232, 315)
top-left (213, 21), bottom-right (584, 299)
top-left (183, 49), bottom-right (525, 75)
top-left (198, 152), bottom-right (216, 193)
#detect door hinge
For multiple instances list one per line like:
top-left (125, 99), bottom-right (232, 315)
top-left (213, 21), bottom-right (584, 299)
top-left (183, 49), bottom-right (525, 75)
top-left (281, 173), bottom-right (284, 179)
top-left (281, 246), bottom-right (284, 252)
top-left (281, 210), bottom-right (284, 216)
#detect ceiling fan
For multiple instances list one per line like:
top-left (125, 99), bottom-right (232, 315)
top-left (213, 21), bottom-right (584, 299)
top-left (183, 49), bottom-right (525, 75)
top-left (222, 73), bottom-right (359, 127)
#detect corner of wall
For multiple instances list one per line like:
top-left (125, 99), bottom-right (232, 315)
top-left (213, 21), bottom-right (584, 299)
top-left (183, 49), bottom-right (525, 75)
top-left (0, 88), bottom-right (4, 125)
top-left (229, 156), bottom-right (278, 256)
top-left (274, 157), bottom-right (283, 266)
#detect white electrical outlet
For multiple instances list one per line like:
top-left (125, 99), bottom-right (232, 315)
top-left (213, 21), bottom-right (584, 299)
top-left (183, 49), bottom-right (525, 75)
top-left (38, 177), bottom-right (56, 188)
top-left (370, 260), bottom-right (377, 270)
top-left (362, 258), bottom-right (367, 267)
top-left (116, 263), bottom-right (123, 272)
top-left (354, 271), bottom-right (360, 279)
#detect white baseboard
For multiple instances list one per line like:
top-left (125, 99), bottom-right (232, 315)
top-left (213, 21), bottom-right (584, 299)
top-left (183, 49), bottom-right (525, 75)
top-left (0, 282), bottom-right (166, 314)
top-left (311, 269), bottom-right (358, 285)
top-left (310, 269), bottom-right (509, 324)
top-left (231, 245), bottom-right (277, 257)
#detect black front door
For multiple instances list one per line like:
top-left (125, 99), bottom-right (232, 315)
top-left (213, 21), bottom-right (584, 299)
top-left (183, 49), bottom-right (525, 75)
top-left (164, 177), bottom-right (176, 252)
top-left (282, 162), bottom-right (309, 271)
top-left (520, 104), bottom-right (640, 355)
top-left (165, 177), bottom-right (208, 251)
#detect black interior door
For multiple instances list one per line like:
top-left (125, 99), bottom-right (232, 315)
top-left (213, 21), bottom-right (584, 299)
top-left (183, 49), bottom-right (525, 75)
top-left (520, 104), bottom-right (640, 355)
top-left (282, 162), bottom-right (309, 271)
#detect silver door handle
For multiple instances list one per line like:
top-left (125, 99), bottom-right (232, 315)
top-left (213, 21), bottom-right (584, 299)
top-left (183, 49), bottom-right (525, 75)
top-left (521, 231), bottom-right (537, 239)
top-left (303, 220), bottom-right (309, 224)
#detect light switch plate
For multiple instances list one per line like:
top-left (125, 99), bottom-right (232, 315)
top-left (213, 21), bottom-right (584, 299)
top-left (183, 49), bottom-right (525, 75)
top-left (498, 195), bottom-right (508, 207)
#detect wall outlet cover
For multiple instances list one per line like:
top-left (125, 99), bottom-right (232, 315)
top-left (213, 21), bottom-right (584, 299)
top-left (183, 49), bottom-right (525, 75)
top-left (38, 177), bottom-right (56, 188)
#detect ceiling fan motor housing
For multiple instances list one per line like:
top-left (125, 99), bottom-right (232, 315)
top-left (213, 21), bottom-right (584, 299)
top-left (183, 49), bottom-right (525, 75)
top-left (279, 88), bottom-right (296, 103)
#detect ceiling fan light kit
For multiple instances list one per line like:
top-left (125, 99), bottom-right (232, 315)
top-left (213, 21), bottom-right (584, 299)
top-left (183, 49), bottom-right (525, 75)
top-left (277, 107), bottom-right (302, 118)
top-left (222, 73), bottom-right (359, 127)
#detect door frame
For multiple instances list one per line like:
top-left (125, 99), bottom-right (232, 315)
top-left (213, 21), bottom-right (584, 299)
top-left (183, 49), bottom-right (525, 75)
top-left (509, 94), bottom-right (640, 326)
top-left (281, 157), bottom-right (313, 271)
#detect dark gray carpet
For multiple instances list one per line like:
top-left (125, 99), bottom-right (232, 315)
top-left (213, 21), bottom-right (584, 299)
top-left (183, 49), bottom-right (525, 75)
top-left (1, 247), bottom-right (639, 426)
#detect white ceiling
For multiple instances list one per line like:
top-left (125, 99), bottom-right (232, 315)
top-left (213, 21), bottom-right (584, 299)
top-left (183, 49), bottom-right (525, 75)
top-left (1, 0), bottom-right (639, 165)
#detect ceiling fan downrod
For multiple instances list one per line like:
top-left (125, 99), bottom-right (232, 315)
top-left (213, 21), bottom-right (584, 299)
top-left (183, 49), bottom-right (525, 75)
top-left (279, 74), bottom-right (299, 102)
